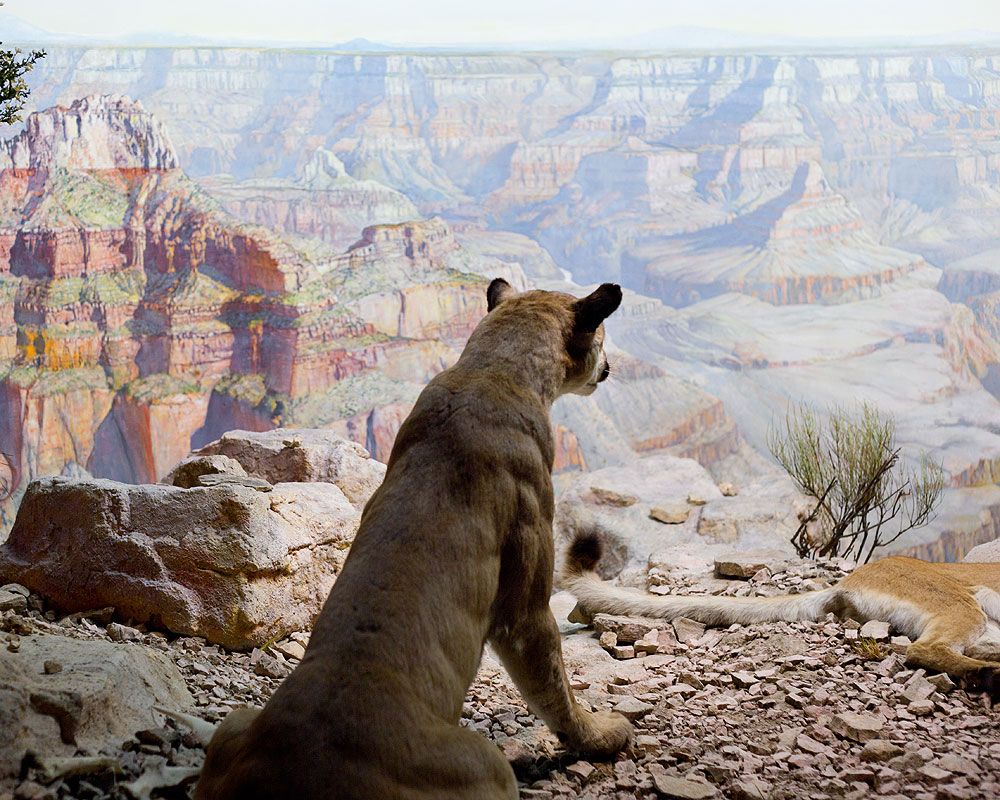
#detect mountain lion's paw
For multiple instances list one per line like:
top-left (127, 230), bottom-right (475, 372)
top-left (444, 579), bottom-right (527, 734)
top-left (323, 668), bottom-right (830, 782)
top-left (563, 709), bottom-right (633, 758)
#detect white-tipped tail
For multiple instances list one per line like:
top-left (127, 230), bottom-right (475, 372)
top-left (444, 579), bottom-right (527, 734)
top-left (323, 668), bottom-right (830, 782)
top-left (564, 571), bottom-right (840, 627)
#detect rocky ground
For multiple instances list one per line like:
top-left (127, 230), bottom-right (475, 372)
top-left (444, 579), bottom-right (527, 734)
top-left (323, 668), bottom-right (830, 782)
top-left (2, 556), bottom-right (999, 799)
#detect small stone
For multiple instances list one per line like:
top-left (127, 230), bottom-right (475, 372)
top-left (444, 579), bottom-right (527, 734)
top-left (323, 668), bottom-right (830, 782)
top-left (500, 737), bottom-right (535, 770)
top-left (861, 740), bottom-right (904, 763)
top-left (599, 631), bottom-right (618, 651)
top-left (612, 696), bottom-right (654, 720)
top-left (796, 734), bottom-right (827, 755)
top-left (634, 630), bottom-right (661, 655)
top-left (650, 505), bottom-right (690, 524)
top-left (0, 584), bottom-right (30, 597)
top-left (730, 778), bottom-right (770, 800)
top-left (908, 699), bottom-right (934, 716)
top-left (935, 754), bottom-right (977, 776)
top-left (0, 590), bottom-right (28, 612)
top-left (107, 623), bottom-right (144, 643)
top-left (889, 635), bottom-right (911, 654)
top-left (844, 629), bottom-right (859, 641)
top-left (42, 660), bottom-right (62, 675)
top-left (592, 614), bottom-right (660, 644)
top-left (590, 486), bottom-right (638, 506)
top-left (271, 640), bottom-right (306, 660)
top-left (678, 672), bottom-right (705, 690)
top-left (565, 761), bottom-right (595, 782)
top-left (926, 673), bottom-right (956, 693)
top-left (649, 766), bottom-right (717, 799)
top-left (917, 765), bottom-right (951, 783)
top-left (718, 482), bottom-right (739, 497)
top-left (611, 645), bottom-right (635, 659)
top-left (900, 675), bottom-right (935, 704)
top-left (830, 712), bottom-right (884, 743)
top-left (686, 494), bottom-right (709, 506)
top-left (672, 617), bottom-right (706, 644)
top-left (634, 734), bottom-right (659, 753)
top-left (252, 652), bottom-right (292, 679)
top-left (714, 549), bottom-right (789, 578)
top-left (777, 727), bottom-right (804, 750)
top-left (731, 671), bottom-right (756, 688)
top-left (859, 620), bottom-right (890, 640)
top-left (875, 654), bottom-right (905, 677)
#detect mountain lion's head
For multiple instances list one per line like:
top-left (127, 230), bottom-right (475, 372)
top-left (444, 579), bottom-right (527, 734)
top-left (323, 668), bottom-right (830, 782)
top-left (485, 278), bottom-right (622, 398)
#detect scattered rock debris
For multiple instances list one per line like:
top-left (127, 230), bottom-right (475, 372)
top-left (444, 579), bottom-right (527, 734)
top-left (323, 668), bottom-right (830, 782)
top-left (2, 557), bottom-right (999, 799)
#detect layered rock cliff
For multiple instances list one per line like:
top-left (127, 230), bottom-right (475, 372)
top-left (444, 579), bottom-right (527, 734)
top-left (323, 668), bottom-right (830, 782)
top-left (0, 97), bottom-right (537, 532)
top-left (8, 47), bottom-right (1000, 556)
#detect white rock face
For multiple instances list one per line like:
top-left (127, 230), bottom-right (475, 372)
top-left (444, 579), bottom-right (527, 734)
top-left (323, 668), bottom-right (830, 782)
top-left (1, 94), bottom-right (179, 171)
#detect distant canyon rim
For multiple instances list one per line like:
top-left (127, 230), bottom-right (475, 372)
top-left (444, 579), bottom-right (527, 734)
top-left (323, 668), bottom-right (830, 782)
top-left (2, 47), bottom-right (1000, 560)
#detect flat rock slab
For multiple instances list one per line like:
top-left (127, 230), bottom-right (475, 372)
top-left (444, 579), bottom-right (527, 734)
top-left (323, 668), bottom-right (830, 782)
top-left (0, 476), bottom-right (363, 649)
top-left (195, 428), bottom-right (386, 509)
top-left (830, 711), bottom-right (885, 742)
top-left (859, 620), bottom-right (890, 640)
top-left (649, 766), bottom-right (717, 799)
top-left (0, 634), bottom-right (192, 780)
top-left (714, 549), bottom-right (793, 578)
top-left (591, 614), bottom-right (662, 644)
top-left (162, 454), bottom-right (247, 489)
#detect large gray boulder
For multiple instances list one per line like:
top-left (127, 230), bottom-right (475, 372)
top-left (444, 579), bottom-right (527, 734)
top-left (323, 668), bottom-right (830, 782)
top-left (1, 634), bottom-right (192, 779)
top-left (194, 428), bottom-right (386, 508)
top-left (0, 476), bottom-right (363, 649)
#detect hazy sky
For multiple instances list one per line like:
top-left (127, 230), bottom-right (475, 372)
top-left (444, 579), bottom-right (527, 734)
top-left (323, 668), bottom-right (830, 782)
top-left (9, 0), bottom-right (1000, 44)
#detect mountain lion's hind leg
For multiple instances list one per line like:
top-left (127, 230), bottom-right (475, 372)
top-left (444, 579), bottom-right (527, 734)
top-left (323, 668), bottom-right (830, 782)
top-left (904, 612), bottom-right (1000, 700)
top-left (490, 609), bottom-right (633, 757)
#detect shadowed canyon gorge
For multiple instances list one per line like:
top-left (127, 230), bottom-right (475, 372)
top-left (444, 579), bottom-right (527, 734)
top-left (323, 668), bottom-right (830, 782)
top-left (3, 47), bottom-right (1000, 559)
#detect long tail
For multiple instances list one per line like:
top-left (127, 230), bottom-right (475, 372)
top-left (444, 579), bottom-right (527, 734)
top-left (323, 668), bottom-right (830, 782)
top-left (561, 531), bottom-right (841, 626)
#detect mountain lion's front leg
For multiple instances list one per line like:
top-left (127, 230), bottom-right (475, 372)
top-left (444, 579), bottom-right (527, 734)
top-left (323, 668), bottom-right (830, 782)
top-left (490, 608), bottom-right (633, 757)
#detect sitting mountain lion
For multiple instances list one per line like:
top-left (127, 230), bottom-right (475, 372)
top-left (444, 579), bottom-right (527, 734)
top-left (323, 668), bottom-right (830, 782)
top-left (195, 279), bottom-right (633, 800)
top-left (563, 531), bottom-right (1000, 698)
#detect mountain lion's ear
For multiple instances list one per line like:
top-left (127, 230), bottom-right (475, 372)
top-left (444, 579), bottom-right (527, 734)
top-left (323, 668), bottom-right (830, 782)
top-left (487, 278), bottom-right (517, 311)
top-left (572, 283), bottom-right (622, 333)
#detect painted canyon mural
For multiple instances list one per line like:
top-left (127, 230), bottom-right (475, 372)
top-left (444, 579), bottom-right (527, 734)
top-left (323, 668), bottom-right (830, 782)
top-left (2, 44), bottom-right (1000, 560)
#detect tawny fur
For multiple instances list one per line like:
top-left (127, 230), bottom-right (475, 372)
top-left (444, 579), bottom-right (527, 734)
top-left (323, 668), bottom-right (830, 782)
top-left (563, 532), bottom-right (1000, 695)
top-left (194, 280), bottom-right (633, 800)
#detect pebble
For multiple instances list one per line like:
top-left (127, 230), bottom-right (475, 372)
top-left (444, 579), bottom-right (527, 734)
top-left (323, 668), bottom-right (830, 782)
top-left (649, 766), bottom-right (718, 799)
top-left (107, 622), bottom-right (144, 643)
top-left (650, 505), bottom-right (691, 524)
top-left (7, 553), bottom-right (999, 800)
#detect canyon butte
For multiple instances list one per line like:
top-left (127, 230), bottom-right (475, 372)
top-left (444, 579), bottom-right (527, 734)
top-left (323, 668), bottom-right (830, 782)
top-left (3, 48), bottom-right (1000, 560)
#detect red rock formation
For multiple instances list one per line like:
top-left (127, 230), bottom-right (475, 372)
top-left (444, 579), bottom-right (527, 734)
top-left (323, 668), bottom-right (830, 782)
top-left (0, 97), bottom-right (513, 518)
top-left (553, 425), bottom-right (587, 474)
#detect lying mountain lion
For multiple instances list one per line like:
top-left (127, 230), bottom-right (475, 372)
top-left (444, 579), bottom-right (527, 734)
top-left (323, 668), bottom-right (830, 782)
top-left (194, 279), bottom-right (632, 800)
top-left (563, 531), bottom-right (1000, 698)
